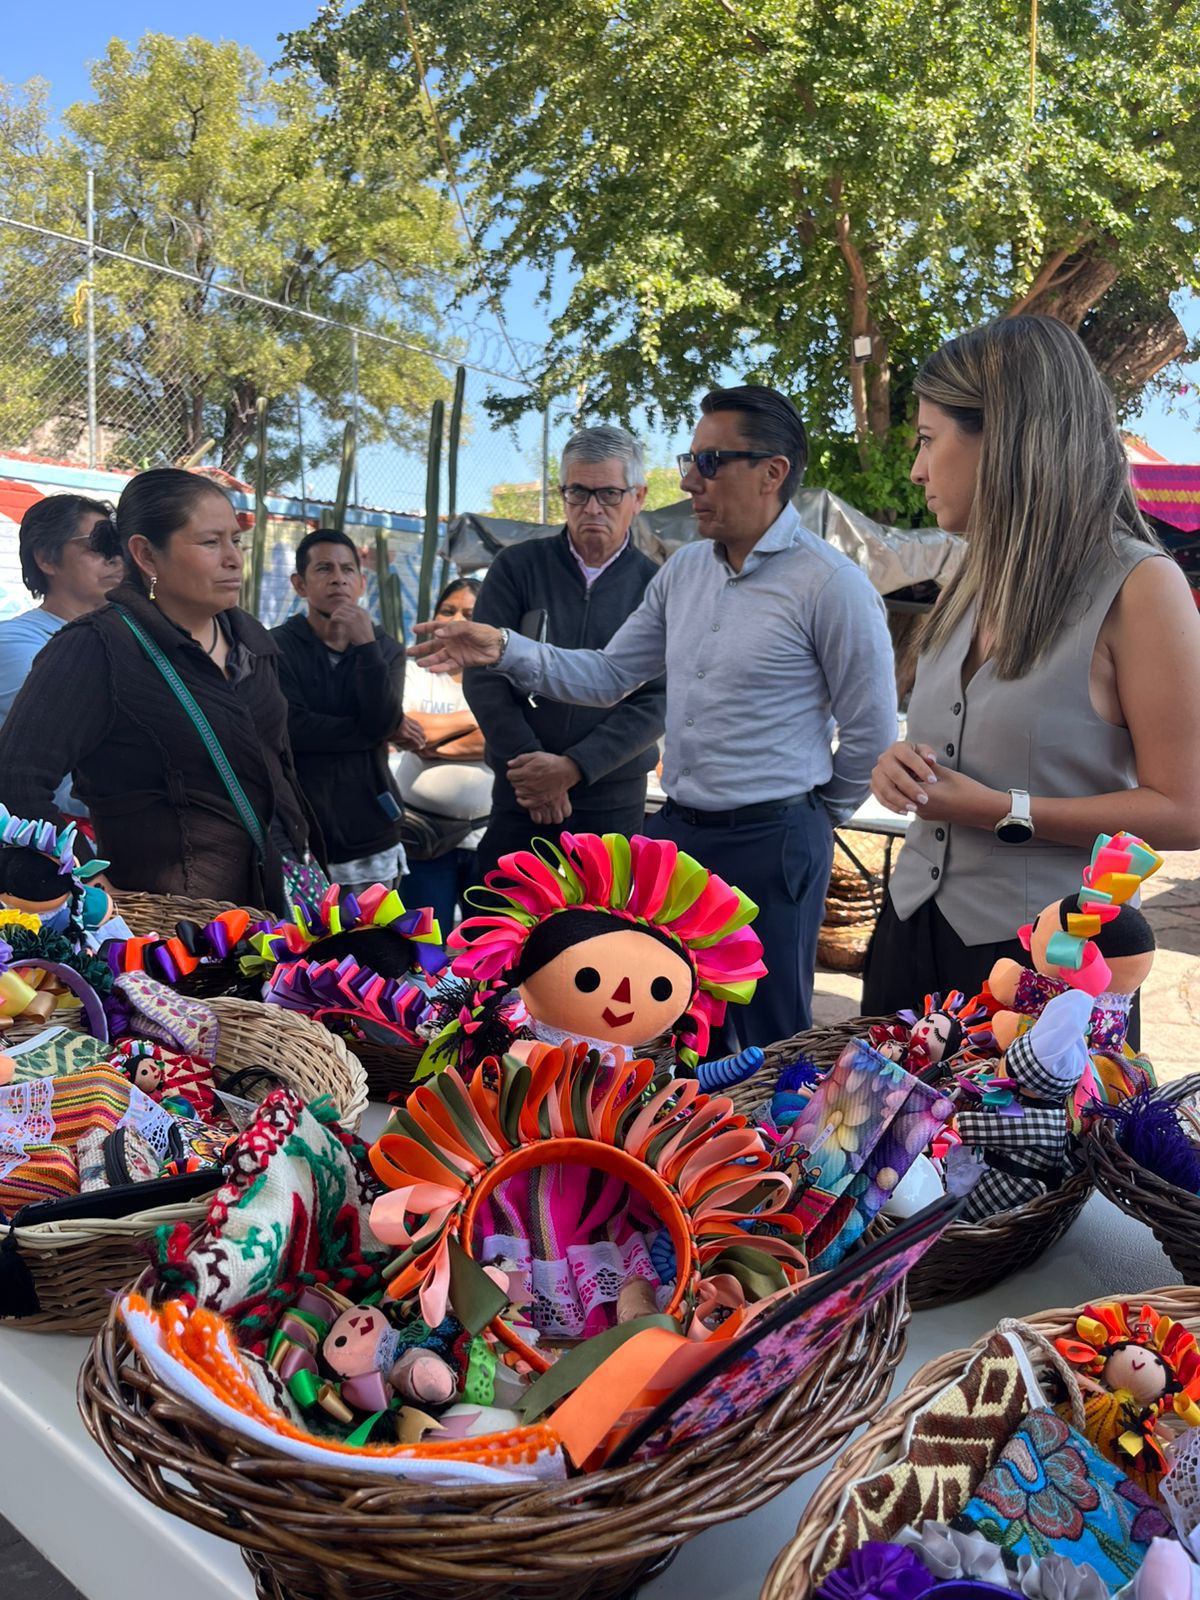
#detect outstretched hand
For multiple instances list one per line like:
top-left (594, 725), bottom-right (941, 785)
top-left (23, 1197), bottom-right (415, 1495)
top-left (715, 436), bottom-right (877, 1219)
top-left (410, 618), bottom-right (505, 673)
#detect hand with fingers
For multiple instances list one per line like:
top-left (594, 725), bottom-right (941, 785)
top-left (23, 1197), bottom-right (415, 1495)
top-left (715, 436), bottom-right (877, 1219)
top-left (872, 740), bottom-right (939, 816)
top-left (409, 618), bottom-right (505, 672)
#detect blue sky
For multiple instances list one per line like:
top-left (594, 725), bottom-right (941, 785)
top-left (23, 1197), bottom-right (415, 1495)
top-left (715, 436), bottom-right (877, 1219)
top-left (5, 0), bottom-right (1198, 518)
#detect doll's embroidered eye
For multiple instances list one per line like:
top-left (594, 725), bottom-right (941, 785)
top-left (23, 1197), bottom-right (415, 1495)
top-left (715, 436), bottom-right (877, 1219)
top-left (651, 976), bottom-right (674, 1002)
top-left (574, 966), bottom-right (601, 993)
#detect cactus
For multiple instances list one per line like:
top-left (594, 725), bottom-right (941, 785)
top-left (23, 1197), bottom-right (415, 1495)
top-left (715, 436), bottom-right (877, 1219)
top-left (439, 366), bottom-right (466, 599)
top-left (320, 420), bottom-right (356, 532)
top-left (240, 398), bottom-right (269, 616)
top-left (417, 398), bottom-right (444, 625)
top-left (375, 529), bottom-right (405, 641)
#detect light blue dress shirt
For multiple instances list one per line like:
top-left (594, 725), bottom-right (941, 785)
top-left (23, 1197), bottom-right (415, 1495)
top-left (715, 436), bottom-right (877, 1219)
top-left (496, 502), bottom-right (897, 820)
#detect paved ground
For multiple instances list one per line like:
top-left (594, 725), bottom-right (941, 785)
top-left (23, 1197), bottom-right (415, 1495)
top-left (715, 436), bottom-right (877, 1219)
top-left (814, 846), bottom-right (1200, 1086)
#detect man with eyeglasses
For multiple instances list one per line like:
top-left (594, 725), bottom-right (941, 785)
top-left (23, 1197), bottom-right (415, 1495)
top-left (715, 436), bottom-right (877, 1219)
top-left (463, 423), bottom-right (666, 877)
top-left (416, 387), bottom-right (895, 1042)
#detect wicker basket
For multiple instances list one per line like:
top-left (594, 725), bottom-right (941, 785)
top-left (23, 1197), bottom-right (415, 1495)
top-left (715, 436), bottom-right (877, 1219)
top-left (0, 997), bottom-right (368, 1334)
top-left (79, 1272), bottom-right (908, 1600)
top-left (730, 1020), bottom-right (1094, 1313)
top-left (112, 890), bottom-right (270, 934)
top-left (761, 1284), bottom-right (1200, 1600)
top-left (1085, 1073), bottom-right (1200, 1284)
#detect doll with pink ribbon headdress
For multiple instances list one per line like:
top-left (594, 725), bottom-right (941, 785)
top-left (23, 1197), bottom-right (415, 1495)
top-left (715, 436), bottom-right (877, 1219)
top-left (415, 831), bottom-right (768, 1082)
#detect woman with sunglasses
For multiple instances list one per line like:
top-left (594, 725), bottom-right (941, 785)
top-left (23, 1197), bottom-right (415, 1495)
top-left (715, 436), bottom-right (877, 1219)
top-left (861, 315), bottom-right (1200, 1025)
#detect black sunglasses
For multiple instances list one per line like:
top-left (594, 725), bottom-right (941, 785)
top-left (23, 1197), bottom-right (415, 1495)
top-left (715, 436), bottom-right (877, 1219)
top-left (677, 450), bottom-right (776, 480)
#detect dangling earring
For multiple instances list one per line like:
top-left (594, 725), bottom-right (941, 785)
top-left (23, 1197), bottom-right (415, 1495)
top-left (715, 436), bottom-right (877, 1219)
top-left (148, 574), bottom-right (157, 601)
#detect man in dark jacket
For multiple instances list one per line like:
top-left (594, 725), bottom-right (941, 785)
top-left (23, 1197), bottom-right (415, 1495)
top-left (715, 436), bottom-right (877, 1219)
top-left (465, 425), bottom-right (666, 876)
top-left (274, 530), bottom-right (414, 896)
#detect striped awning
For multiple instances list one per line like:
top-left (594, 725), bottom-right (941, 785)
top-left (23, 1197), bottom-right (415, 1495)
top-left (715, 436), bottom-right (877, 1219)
top-left (1130, 464), bottom-right (1200, 533)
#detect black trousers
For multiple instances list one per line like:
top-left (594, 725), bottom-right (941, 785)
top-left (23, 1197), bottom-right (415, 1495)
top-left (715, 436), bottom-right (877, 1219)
top-left (643, 795), bottom-right (834, 1049)
top-left (861, 896), bottom-right (1141, 1048)
top-left (474, 790), bottom-right (649, 882)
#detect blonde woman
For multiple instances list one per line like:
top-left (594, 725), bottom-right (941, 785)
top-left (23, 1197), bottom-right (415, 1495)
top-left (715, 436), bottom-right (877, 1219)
top-left (863, 315), bottom-right (1200, 1028)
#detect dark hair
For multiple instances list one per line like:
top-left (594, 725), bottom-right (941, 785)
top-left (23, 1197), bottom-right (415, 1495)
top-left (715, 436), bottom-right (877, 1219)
top-left (97, 469), bottom-right (232, 587)
top-left (18, 494), bottom-right (113, 598)
top-left (699, 384), bottom-right (809, 502)
top-left (295, 529), bottom-right (361, 576)
top-left (510, 907), bottom-right (697, 1003)
top-left (1055, 897), bottom-right (1155, 960)
top-left (435, 577), bottom-right (481, 611)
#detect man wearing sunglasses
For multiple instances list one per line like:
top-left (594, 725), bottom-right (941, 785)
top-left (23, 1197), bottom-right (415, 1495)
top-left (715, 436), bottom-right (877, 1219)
top-left (415, 386), bottom-right (895, 1043)
top-left (463, 424), bottom-right (666, 877)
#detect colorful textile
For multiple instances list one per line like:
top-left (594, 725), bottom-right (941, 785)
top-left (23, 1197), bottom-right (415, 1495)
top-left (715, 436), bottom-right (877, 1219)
top-left (112, 972), bottom-right (220, 1060)
top-left (956, 1407), bottom-right (1174, 1588)
top-left (0, 1027), bottom-right (113, 1084)
top-left (151, 1088), bottom-right (391, 1352)
top-left (1131, 464), bottom-right (1200, 534)
top-left (120, 1293), bottom-right (566, 1485)
top-left (0, 1066), bottom-right (175, 1210)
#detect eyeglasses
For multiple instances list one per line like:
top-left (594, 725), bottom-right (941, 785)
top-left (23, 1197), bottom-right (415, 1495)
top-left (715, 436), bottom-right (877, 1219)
top-left (559, 484), bottom-right (636, 508)
top-left (677, 450), bottom-right (777, 480)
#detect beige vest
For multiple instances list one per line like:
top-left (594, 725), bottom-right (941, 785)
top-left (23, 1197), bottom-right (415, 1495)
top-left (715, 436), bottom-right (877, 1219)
top-left (890, 539), bottom-right (1160, 944)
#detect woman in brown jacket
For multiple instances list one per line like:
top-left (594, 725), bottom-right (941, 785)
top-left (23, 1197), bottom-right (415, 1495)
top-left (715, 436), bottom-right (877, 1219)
top-left (0, 468), bottom-right (318, 913)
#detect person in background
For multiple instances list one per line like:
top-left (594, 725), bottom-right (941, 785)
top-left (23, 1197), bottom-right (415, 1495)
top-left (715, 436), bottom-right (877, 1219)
top-left (0, 469), bottom-right (316, 912)
top-left (412, 387), bottom-right (897, 1046)
top-left (0, 494), bottom-right (124, 823)
top-left (863, 315), bottom-right (1200, 1022)
top-left (464, 424), bottom-right (666, 877)
top-left (398, 577), bottom-right (493, 931)
top-left (274, 529), bottom-right (422, 900)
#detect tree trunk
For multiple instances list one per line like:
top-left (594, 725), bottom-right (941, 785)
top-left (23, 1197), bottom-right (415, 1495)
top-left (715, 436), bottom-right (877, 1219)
top-left (1081, 299), bottom-right (1187, 402)
top-left (830, 176), bottom-right (892, 462)
top-left (1006, 239), bottom-right (1119, 327)
top-left (220, 379), bottom-right (259, 474)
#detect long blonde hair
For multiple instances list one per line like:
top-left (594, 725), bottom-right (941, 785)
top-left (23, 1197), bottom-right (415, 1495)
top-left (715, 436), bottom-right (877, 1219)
top-left (917, 315), bottom-right (1156, 679)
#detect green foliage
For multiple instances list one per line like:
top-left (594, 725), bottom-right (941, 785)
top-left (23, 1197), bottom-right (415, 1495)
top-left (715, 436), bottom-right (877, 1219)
top-left (289, 0), bottom-right (1200, 516)
top-left (0, 34), bottom-right (465, 481)
top-left (806, 427), bottom-right (930, 528)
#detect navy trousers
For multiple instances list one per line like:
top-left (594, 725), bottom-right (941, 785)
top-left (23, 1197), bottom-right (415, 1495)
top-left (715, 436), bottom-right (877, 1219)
top-left (643, 794), bottom-right (834, 1050)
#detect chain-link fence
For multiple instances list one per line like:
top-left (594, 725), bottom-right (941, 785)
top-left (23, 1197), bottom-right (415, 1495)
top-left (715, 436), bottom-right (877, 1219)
top-left (0, 209), bottom-right (550, 545)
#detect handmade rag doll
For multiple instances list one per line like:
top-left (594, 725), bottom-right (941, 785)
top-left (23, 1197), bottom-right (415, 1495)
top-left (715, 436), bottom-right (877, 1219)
top-left (986, 832), bottom-right (1160, 1059)
top-left (1055, 1301), bottom-right (1200, 1497)
top-left (867, 990), bottom-right (995, 1079)
top-left (951, 987), bottom-right (1091, 1223)
top-left (417, 831), bottom-right (767, 1079)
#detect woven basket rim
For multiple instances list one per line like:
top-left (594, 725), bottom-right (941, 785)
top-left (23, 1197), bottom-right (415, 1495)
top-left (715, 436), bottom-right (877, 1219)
top-left (77, 1269), bottom-right (909, 1586)
top-left (762, 1283), bottom-right (1200, 1600)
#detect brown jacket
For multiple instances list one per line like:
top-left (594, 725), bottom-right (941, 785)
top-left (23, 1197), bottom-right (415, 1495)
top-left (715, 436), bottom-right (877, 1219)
top-left (0, 581), bottom-right (313, 912)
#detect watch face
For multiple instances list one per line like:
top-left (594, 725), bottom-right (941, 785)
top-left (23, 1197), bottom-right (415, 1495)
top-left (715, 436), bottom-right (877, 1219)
top-left (995, 818), bottom-right (1034, 845)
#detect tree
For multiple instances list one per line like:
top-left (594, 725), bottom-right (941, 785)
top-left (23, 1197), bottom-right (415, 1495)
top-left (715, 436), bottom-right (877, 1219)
top-left (0, 35), bottom-right (466, 481)
top-left (289, 0), bottom-right (1200, 519)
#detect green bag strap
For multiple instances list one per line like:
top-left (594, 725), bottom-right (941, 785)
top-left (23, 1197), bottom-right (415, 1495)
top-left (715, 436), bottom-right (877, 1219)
top-left (115, 606), bottom-right (267, 862)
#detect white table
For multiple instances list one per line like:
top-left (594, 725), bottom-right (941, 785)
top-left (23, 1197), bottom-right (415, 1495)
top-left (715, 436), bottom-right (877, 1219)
top-left (0, 1180), bottom-right (1181, 1600)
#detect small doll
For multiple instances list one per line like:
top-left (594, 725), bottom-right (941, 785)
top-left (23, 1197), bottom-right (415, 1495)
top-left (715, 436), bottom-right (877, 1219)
top-left (986, 832), bottom-right (1160, 1059)
top-left (269, 1286), bottom-right (474, 1426)
top-left (418, 832), bottom-right (766, 1079)
top-left (951, 987), bottom-right (1092, 1224)
top-left (1056, 1301), bottom-right (1200, 1496)
top-left (868, 991), bottom-right (994, 1079)
top-left (110, 1039), bottom-right (218, 1121)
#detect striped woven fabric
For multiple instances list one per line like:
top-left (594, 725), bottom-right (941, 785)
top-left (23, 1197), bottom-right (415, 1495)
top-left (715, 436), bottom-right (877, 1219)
top-left (1131, 464), bottom-right (1200, 532)
top-left (0, 1065), bottom-right (166, 1210)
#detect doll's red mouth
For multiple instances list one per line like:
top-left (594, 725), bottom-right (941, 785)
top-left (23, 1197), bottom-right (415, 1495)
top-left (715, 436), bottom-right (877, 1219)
top-left (602, 1006), bottom-right (635, 1029)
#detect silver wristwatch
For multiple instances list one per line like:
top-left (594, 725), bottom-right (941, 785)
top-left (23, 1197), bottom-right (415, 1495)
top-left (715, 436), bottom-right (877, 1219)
top-left (993, 788), bottom-right (1034, 845)
top-left (494, 627), bottom-right (511, 666)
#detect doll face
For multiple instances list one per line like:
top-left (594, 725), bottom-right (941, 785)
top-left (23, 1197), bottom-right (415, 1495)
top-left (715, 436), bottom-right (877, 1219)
top-left (1028, 902), bottom-right (1155, 995)
top-left (323, 1306), bottom-right (391, 1379)
top-left (132, 1060), bottom-right (162, 1093)
top-left (518, 929), bottom-right (694, 1046)
top-left (1103, 1342), bottom-right (1170, 1406)
top-left (909, 1013), bottom-right (955, 1063)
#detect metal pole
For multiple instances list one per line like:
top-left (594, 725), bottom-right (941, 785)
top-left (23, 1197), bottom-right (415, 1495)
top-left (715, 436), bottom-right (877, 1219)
top-left (296, 390), bottom-right (307, 512)
top-left (350, 331), bottom-right (361, 510)
top-left (540, 404), bottom-right (550, 524)
top-left (85, 170), bottom-right (98, 469)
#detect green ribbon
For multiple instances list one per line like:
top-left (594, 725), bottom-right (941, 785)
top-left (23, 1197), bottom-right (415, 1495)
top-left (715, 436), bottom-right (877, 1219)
top-left (517, 1313), bottom-right (680, 1423)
